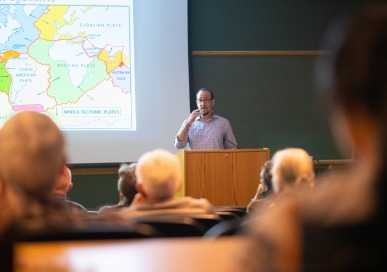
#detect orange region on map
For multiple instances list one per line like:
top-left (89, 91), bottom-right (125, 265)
top-left (98, 49), bottom-right (124, 74)
top-left (3, 51), bottom-right (20, 59)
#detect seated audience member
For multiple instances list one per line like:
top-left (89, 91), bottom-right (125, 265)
top-left (248, 148), bottom-right (315, 212)
top-left (247, 160), bottom-right (273, 212)
top-left (52, 166), bottom-right (88, 215)
top-left (0, 111), bottom-right (82, 235)
top-left (99, 163), bottom-right (138, 216)
top-left (240, 5), bottom-right (387, 271)
top-left (120, 149), bottom-right (213, 218)
top-left (270, 148), bottom-right (315, 194)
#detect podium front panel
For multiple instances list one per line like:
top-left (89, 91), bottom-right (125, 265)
top-left (178, 149), bottom-right (270, 207)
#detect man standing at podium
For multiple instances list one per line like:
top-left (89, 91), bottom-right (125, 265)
top-left (174, 88), bottom-right (238, 150)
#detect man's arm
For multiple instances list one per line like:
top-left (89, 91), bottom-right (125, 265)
top-left (176, 120), bottom-right (190, 142)
top-left (174, 120), bottom-right (190, 149)
top-left (174, 109), bottom-right (201, 149)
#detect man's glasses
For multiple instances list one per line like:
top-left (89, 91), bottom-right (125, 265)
top-left (196, 98), bottom-right (213, 103)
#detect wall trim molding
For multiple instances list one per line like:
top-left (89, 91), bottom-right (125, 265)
top-left (70, 159), bottom-right (353, 176)
top-left (192, 50), bottom-right (329, 56)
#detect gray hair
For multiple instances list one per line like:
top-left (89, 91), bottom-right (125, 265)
top-left (271, 148), bottom-right (315, 193)
top-left (135, 149), bottom-right (181, 202)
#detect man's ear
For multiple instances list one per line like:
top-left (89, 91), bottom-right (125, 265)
top-left (136, 183), bottom-right (144, 194)
top-left (136, 183), bottom-right (148, 198)
top-left (67, 181), bottom-right (74, 192)
top-left (211, 99), bottom-right (215, 107)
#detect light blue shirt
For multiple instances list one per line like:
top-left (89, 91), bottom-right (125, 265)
top-left (174, 114), bottom-right (237, 150)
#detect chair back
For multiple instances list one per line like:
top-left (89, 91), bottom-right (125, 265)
top-left (203, 218), bottom-right (242, 239)
top-left (132, 214), bottom-right (207, 237)
top-left (181, 213), bottom-right (222, 232)
top-left (215, 211), bottom-right (239, 221)
top-left (214, 206), bottom-right (247, 218)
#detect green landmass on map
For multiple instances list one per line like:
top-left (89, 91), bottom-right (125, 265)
top-left (29, 39), bottom-right (109, 104)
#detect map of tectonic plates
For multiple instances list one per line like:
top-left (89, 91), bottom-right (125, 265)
top-left (0, 4), bottom-right (135, 130)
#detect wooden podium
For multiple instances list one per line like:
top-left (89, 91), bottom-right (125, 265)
top-left (177, 149), bottom-right (270, 207)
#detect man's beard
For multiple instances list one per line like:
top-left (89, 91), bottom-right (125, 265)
top-left (201, 110), bottom-right (209, 116)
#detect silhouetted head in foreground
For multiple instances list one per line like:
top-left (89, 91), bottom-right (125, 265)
top-left (0, 111), bottom-right (66, 198)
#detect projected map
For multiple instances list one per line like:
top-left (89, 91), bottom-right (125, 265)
top-left (0, 3), bottom-right (135, 130)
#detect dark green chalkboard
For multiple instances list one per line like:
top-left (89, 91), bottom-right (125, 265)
top-left (190, 55), bottom-right (339, 160)
top-left (188, 0), bottom-right (384, 159)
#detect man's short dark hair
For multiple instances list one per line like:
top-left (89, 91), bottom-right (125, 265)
top-left (196, 88), bottom-right (214, 99)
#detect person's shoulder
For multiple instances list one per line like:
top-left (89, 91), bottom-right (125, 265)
top-left (248, 170), bottom-right (374, 228)
top-left (180, 196), bottom-right (214, 211)
top-left (212, 114), bottom-right (230, 122)
top-left (15, 198), bottom-right (87, 233)
top-left (301, 171), bottom-right (376, 225)
top-left (247, 198), bottom-right (276, 213)
top-left (65, 200), bottom-right (88, 214)
top-left (99, 204), bottom-right (130, 216)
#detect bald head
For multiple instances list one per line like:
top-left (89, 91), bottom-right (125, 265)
top-left (0, 111), bottom-right (66, 197)
top-left (271, 148), bottom-right (315, 193)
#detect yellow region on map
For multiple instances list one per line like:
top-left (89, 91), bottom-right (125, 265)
top-left (34, 6), bottom-right (69, 40)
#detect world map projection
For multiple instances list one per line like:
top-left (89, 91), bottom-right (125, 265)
top-left (0, 2), bottom-right (135, 130)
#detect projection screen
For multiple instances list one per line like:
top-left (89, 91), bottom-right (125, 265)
top-left (0, 0), bottom-right (190, 164)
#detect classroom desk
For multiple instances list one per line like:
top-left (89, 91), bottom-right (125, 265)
top-left (14, 236), bottom-right (248, 272)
